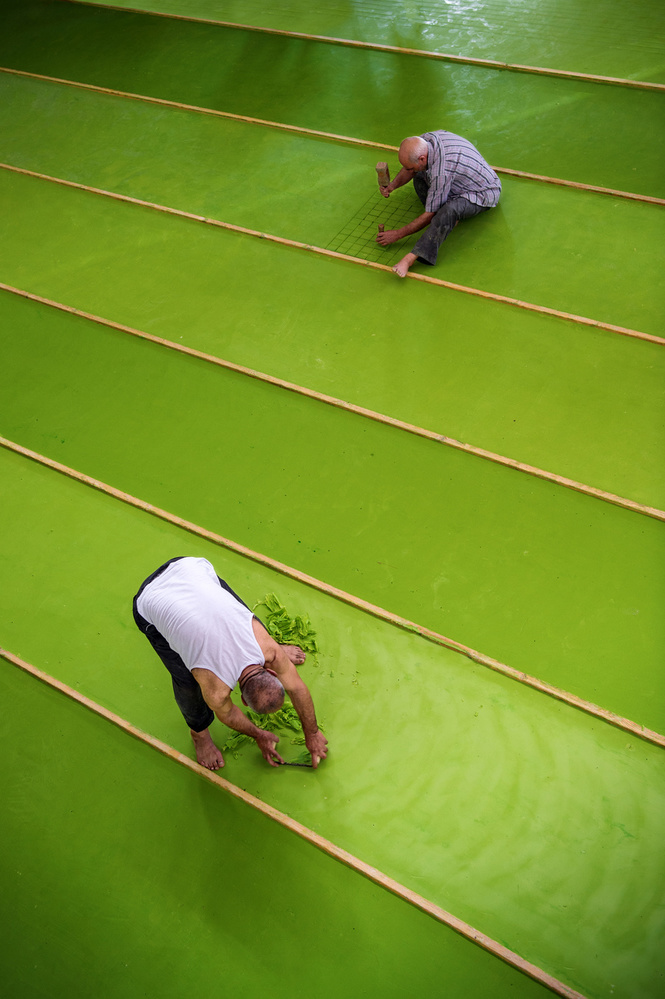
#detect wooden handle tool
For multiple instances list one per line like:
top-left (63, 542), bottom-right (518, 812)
top-left (376, 162), bottom-right (390, 187)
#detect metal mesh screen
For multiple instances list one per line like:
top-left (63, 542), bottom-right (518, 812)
top-left (326, 189), bottom-right (423, 264)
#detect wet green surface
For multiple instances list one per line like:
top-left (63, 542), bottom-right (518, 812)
top-left (1, 665), bottom-right (560, 999)
top-left (1, 74), bottom-right (664, 334)
top-left (1, 0), bottom-right (664, 196)
top-left (84, 0), bottom-right (665, 82)
top-left (1, 172), bottom-right (664, 511)
top-left (2, 448), bottom-right (665, 999)
top-left (2, 295), bottom-right (664, 734)
top-left (2, 2), bottom-right (664, 996)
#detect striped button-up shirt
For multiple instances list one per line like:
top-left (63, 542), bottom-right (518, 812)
top-left (421, 131), bottom-right (501, 212)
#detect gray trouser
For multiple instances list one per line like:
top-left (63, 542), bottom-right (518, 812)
top-left (412, 173), bottom-right (489, 265)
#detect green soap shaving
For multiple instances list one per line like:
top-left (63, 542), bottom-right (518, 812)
top-left (253, 593), bottom-right (319, 663)
top-left (222, 703), bottom-right (323, 758)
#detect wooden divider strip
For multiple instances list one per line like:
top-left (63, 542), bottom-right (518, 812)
top-left (2, 435), bottom-right (664, 751)
top-left (2, 281), bottom-right (664, 522)
top-left (0, 66), bottom-right (393, 151)
top-left (2, 161), bottom-right (663, 345)
top-left (485, 166), bottom-right (665, 206)
top-left (0, 646), bottom-right (587, 999)
top-left (2, 66), bottom-right (663, 206)
top-left (60, 0), bottom-right (665, 93)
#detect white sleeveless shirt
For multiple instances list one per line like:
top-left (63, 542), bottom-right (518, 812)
top-left (137, 557), bottom-right (265, 689)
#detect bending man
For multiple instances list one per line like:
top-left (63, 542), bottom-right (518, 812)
top-left (376, 130), bottom-right (501, 277)
top-left (133, 556), bottom-right (328, 770)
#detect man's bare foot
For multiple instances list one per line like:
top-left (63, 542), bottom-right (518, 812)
top-left (282, 644), bottom-right (306, 666)
top-left (191, 728), bottom-right (225, 770)
top-left (392, 252), bottom-right (417, 278)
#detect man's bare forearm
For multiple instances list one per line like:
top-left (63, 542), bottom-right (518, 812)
top-left (288, 684), bottom-right (320, 740)
top-left (387, 166), bottom-right (415, 192)
top-left (267, 645), bottom-right (328, 766)
top-left (396, 211), bottom-right (435, 239)
top-left (287, 681), bottom-right (328, 767)
top-left (376, 208), bottom-right (436, 247)
top-left (215, 701), bottom-right (262, 737)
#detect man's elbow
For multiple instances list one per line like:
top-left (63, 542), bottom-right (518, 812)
top-left (209, 695), bottom-right (233, 720)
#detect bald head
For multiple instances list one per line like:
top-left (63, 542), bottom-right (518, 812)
top-left (398, 136), bottom-right (428, 170)
top-left (243, 670), bottom-right (285, 714)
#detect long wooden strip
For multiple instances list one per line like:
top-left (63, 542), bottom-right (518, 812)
top-left (2, 435), bottom-right (664, 751)
top-left (2, 66), bottom-right (663, 206)
top-left (60, 0), bottom-right (665, 93)
top-left (486, 165), bottom-right (665, 206)
top-left (0, 66), bottom-right (393, 151)
top-left (2, 281), bottom-right (664, 521)
top-left (2, 161), bottom-right (662, 345)
top-left (0, 647), bottom-right (586, 998)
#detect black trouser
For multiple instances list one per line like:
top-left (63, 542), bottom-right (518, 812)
top-left (132, 557), bottom-right (253, 732)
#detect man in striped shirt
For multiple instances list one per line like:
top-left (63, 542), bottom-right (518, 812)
top-left (376, 130), bottom-right (501, 277)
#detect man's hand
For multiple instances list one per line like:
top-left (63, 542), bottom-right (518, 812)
top-left (305, 730), bottom-right (329, 769)
top-left (376, 228), bottom-right (402, 246)
top-left (379, 184), bottom-right (392, 198)
top-left (376, 210), bottom-right (436, 249)
top-left (255, 729), bottom-right (285, 767)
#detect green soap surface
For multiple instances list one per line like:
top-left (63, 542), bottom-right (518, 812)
top-left (2, 4), bottom-right (664, 998)
top-left (1, 0), bottom-right (664, 196)
top-left (1, 293), bottom-right (664, 733)
top-left (82, 0), bottom-right (665, 82)
top-left (1, 447), bottom-right (665, 999)
top-left (0, 664), bottom-right (556, 999)
top-left (1, 74), bottom-right (664, 336)
top-left (1, 171), bottom-right (663, 510)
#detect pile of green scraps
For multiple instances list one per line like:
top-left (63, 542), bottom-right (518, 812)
top-left (222, 594), bottom-right (322, 760)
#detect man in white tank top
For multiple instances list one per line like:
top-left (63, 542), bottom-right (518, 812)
top-left (133, 557), bottom-right (328, 770)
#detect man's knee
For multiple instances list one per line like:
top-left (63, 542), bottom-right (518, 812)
top-left (452, 197), bottom-right (486, 222)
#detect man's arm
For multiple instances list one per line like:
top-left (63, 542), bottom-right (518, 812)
top-left (267, 644), bottom-right (328, 768)
top-left (251, 619), bottom-right (328, 768)
top-left (377, 156), bottom-right (436, 243)
top-left (191, 668), bottom-right (285, 766)
top-left (379, 165), bottom-right (416, 198)
top-left (376, 210), bottom-right (436, 247)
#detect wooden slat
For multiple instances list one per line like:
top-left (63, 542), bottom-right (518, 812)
top-left (2, 435), bottom-right (664, 751)
top-left (2, 162), bottom-right (662, 345)
top-left (2, 67), bottom-right (663, 205)
top-left (2, 281), bottom-right (664, 520)
top-left (61, 0), bottom-right (665, 92)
